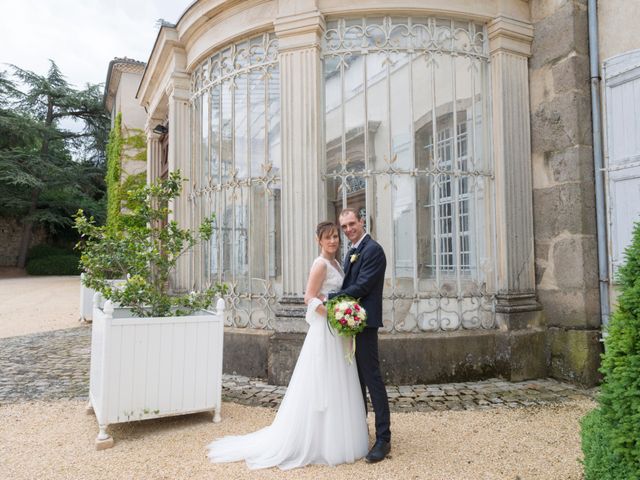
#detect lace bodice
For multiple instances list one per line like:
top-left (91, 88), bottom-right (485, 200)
top-left (315, 256), bottom-right (344, 296)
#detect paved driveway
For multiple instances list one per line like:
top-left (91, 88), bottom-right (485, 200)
top-left (0, 273), bottom-right (81, 338)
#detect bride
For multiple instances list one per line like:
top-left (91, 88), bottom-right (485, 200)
top-left (206, 221), bottom-right (368, 469)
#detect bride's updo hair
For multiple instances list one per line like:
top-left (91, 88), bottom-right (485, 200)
top-left (316, 221), bottom-right (339, 241)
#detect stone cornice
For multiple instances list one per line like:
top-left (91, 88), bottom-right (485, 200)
top-left (103, 58), bottom-right (145, 112)
top-left (165, 73), bottom-right (191, 100)
top-left (137, 27), bottom-right (187, 107)
top-left (274, 10), bottom-right (325, 51)
top-left (488, 16), bottom-right (534, 57)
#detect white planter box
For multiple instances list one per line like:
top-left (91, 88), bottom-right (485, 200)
top-left (79, 273), bottom-right (95, 321)
top-left (79, 275), bottom-right (126, 322)
top-left (88, 296), bottom-right (225, 449)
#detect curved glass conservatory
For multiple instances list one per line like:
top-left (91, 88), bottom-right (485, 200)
top-left (138, 0), bottom-right (546, 385)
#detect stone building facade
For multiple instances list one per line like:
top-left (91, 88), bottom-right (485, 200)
top-left (529, 2), bottom-right (599, 385)
top-left (130, 0), bottom-right (621, 387)
top-left (104, 58), bottom-right (148, 180)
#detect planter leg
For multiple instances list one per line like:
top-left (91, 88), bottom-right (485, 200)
top-left (213, 407), bottom-right (221, 423)
top-left (95, 425), bottom-right (114, 450)
top-left (85, 401), bottom-right (94, 415)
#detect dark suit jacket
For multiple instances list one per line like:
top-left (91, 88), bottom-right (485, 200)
top-left (330, 234), bottom-right (386, 328)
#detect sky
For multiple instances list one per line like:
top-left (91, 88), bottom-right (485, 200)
top-left (0, 0), bottom-right (192, 89)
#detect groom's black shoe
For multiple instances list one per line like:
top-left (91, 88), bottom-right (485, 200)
top-left (365, 439), bottom-right (390, 463)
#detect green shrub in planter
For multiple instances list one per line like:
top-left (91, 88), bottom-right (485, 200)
top-left (581, 221), bottom-right (640, 480)
top-left (74, 171), bottom-right (226, 317)
top-left (26, 254), bottom-right (81, 275)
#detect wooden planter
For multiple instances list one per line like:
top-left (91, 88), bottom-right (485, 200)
top-left (79, 275), bottom-right (126, 322)
top-left (79, 273), bottom-right (95, 322)
top-left (88, 295), bottom-right (225, 449)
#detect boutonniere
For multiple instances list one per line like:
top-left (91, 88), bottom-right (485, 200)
top-left (350, 253), bottom-right (360, 264)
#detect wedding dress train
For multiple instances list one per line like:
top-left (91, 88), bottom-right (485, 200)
top-left (207, 257), bottom-right (368, 469)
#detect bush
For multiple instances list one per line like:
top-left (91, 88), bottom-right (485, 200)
top-left (581, 408), bottom-right (633, 480)
top-left (26, 244), bottom-right (73, 261)
top-left (581, 221), bottom-right (640, 480)
top-left (26, 254), bottom-right (81, 275)
top-left (75, 171), bottom-right (226, 317)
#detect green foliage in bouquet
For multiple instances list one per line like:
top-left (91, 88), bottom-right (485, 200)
top-left (74, 171), bottom-right (226, 318)
top-left (326, 295), bottom-right (367, 336)
top-left (581, 221), bottom-right (640, 480)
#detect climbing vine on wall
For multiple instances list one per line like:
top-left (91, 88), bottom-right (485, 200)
top-left (105, 113), bottom-right (123, 226)
top-left (105, 112), bottom-right (147, 227)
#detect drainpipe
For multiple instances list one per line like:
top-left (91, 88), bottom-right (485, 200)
top-left (587, 0), bottom-right (611, 333)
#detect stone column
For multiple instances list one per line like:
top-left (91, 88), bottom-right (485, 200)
top-left (166, 73), bottom-right (193, 293)
top-left (144, 118), bottom-right (163, 186)
top-left (488, 17), bottom-right (545, 380)
top-left (488, 17), bottom-right (541, 323)
top-left (272, 7), bottom-right (325, 333)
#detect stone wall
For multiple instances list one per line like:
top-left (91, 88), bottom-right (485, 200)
top-left (529, 0), bottom-right (602, 385)
top-left (0, 217), bottom-right (48, 266)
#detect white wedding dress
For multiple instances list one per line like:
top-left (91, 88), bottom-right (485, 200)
top-left (207, 257), bottom-right (368, 470)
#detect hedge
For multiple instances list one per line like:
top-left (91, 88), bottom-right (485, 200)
top-left (26, 255), bottom-right (81, 276)
top-left (581, 221), bottom-right (640, 480)
top-left (26, 244), bottom-right (72, 261)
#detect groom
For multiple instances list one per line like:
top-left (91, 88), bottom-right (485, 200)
top-left (329, 208), bottom-right (391, 463)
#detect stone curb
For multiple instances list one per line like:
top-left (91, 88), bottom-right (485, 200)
top-left (0, 327), bottom-right (597, 411)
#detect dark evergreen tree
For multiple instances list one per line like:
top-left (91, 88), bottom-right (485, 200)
top-left (0, 61), bottom-right (109, 266)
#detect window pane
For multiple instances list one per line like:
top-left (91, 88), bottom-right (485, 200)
top-left (235, 74), bottom-right (248, 179)
top-left (201, 91), bottom-right (209, 179)
top-left (344, 53), bottom-right (365, 172)
top-left (235, 186), bottom-right (249, 288)
top-left (221, 81), bottom-right (232, 183)
top-left (268, 183), bottom-right (282, 282)
top-left (366, 53), bottom-right (388, 171)
top-left (389, 52), bottom-right (412, 171)
top-left (322, 16), bottom-right (494, 332)
top-left (249, 70), bottom-right (265, 177)
top-left (210, 84), bottom-right (220, 182)
top-left (221, 186), bottom-right (233, 281)
top-left (268, 65), bottom-right (280, 172)
top-left (393, 175), bottom-right (415, 278)
top-left (191, 32), bottom-right (280, 328)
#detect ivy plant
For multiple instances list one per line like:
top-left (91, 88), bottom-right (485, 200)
top-left (74, 171), bottom-right (226, 317)
top-left (106, 112), bottom-right (147, 228)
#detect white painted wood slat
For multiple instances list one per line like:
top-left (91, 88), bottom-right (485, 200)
top-left (604, 51), bottom-right (640, 278)
top-left (88, 298), bottom-right (225, 448)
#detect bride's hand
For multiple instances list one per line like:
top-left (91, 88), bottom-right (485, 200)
top-left (316, 304), bottom-right (327, 315)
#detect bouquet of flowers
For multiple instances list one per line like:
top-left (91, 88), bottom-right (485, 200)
top-left (326, 295), bottom-right (367, 362)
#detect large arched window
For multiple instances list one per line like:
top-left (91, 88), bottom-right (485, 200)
top-left (191, 32), bottom-right (281, 328)
top-left (322, 17), bottom-right (496, 332)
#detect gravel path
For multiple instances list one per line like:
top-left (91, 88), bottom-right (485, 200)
top-left (0, 399), bottom-right (593, 480)
top-left (0, 273), bottom-right (81, 338)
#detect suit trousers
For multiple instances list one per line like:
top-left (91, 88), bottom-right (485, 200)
top-left (355, 327), bottom-right (391, 442)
